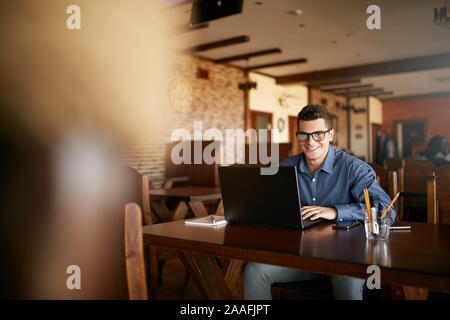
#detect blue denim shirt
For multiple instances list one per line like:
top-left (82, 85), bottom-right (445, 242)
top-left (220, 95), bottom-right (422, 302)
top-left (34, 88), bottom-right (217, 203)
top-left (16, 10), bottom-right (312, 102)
top-left (280, 146), bottom-right (396, 225)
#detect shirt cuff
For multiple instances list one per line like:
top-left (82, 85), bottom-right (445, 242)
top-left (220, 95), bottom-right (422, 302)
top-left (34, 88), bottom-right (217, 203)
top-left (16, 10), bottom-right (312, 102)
top-left (334, 204), bottom-right (365, 222)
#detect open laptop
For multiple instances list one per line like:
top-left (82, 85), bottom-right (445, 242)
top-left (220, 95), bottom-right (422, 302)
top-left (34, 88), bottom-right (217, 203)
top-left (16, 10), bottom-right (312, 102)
top-left (218, 166), bottom-right (325, 229)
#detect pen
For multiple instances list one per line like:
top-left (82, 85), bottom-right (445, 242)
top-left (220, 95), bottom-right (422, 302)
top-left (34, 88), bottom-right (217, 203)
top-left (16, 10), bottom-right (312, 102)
top-left (390, 226), bottom-right (411, 230)
top-left (380, 192), bottom-right (400, 220)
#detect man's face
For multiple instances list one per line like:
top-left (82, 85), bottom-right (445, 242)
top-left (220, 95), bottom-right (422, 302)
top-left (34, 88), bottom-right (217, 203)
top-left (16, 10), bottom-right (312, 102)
top-left (298, 118), bottom-right (334, 162)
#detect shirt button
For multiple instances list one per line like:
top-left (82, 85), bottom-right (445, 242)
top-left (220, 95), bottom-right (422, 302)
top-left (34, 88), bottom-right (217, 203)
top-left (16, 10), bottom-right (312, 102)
top-left (313, 198), bottom-right (316, 201)
top-left (339, 219), bottom-right (343, 222)
top-left (312, 178), bottom-right (316, 182)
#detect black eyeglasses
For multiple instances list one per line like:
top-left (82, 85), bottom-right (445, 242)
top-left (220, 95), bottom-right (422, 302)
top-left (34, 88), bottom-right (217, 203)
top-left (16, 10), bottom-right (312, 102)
top-left (296, 129), bottom-right (332, 142)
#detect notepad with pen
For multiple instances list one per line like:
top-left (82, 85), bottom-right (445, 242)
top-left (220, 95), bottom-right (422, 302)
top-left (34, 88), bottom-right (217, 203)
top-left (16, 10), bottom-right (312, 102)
top-left (184, 215), bottom-right (227, 227)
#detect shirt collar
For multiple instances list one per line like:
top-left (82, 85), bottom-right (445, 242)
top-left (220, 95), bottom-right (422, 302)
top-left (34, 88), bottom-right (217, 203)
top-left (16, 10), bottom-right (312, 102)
top-left (298, 145), bottom-right (335, 175)
top-left (321, 146), bottom-right (335, 174)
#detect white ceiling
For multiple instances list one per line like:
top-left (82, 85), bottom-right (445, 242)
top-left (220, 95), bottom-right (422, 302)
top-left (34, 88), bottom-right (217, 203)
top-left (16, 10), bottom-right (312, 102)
top-left (168, 0), bottom-right (450, 98)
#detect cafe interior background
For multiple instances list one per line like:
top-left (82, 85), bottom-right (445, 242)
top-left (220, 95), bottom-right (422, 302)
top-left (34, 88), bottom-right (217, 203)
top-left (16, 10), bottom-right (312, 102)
top-left (0, 0), bottom-right (449, 299)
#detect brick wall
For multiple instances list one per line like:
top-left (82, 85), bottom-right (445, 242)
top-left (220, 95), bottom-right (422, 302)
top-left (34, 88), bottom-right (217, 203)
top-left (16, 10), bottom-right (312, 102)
top-left (121, 55), bottom-right (246, 187)
top-left (382, 96), bottom-right (450, 142)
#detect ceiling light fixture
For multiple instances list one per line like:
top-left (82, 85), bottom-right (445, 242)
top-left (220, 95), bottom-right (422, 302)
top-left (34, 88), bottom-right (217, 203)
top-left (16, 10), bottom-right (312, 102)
top-left (289, 9), bottom-right (303, 16)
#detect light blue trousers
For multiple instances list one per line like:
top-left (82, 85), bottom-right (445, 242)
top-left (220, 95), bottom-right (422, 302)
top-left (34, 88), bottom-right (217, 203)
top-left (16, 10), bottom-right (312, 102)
top-left (244, 262), bottom-right (365, 300)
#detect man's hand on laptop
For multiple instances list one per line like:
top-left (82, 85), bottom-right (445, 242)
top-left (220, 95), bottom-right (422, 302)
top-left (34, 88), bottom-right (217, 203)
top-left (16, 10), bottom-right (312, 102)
top-left (301, 206), bottom-right (338, 221)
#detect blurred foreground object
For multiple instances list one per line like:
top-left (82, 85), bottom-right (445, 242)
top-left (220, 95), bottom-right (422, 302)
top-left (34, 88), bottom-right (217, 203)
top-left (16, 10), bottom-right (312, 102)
top-left (0, 0), bottom-right (175, 298)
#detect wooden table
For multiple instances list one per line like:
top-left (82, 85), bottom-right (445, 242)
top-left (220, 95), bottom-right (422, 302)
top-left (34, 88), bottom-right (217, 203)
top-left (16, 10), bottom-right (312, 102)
top-left (149, 187), bottom-right (222, 222)
top-left (142, 220), bottom-right (450, 299)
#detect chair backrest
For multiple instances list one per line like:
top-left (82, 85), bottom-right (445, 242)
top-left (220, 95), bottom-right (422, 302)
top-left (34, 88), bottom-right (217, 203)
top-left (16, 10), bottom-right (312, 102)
top-left (370, 163), bottom-right (399, 221)
top-left (398, 160), bottom-right (435, 222)
top-left (369, 163), bottom-right (389, 192)
top-left (243, 142), bottom-right (291, 164)
top-left (403, 159), bottom-right (435, 193)
top-left (279, 143), bottom-right (292, 162)
top-left (411, 144), bottom-right (426, 158)
top-left (427, 164), bottom-right (450, 225)
top-left (384, 157), bottom-right (404, 171)
top-left (165, 140), bottom-right (220, 187)
top-left (125, 203), bottom-right (148, 300)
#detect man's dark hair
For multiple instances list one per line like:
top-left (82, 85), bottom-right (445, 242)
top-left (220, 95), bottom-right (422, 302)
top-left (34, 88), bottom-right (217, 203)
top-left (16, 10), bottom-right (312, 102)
top-left (297, 104), bottom-right (332, 130)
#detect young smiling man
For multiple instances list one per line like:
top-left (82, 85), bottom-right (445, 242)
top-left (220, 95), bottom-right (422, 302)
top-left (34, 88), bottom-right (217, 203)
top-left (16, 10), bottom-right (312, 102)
top-left (244, 104), bottom-right (396, 300)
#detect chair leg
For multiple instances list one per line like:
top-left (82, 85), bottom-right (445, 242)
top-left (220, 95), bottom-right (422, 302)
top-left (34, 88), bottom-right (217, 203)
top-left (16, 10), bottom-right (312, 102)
top-left (183, 270), bottom-right (191, 291)
top-left (148, 246), bottom-right (158, 299)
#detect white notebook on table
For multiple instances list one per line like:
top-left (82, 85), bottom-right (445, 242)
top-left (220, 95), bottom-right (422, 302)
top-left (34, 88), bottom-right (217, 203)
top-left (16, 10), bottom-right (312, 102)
top-left (184, 215), bottom-right (227, 227)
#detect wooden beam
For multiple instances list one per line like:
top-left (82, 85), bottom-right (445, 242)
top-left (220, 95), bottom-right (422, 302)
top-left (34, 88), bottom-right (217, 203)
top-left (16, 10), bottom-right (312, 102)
top-left (276, 52), bottom-right (450, 84)
top-left (380, 91), bottom-right (450, 102)
top-left (345, 89), bottom-right (389, 98)
top-left (308, 79), bottom-right (361, 88)
top-left (244, 58), bottom-right (307, 71)
top-left (215, 48), bottom-right (282, 64)
top-left (343, 88), bottom-right (385, 96)
top-left (187, 35), bottom-right (250, 53)
top-left (373, 91), bottom-right (394, 97)
top-left (322, 84), bottom-right (374, 93)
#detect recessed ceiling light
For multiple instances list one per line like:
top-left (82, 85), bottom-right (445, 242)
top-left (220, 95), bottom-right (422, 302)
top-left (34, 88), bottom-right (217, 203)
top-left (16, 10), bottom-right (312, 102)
top-left (289, 9), bottom-right (303, 15)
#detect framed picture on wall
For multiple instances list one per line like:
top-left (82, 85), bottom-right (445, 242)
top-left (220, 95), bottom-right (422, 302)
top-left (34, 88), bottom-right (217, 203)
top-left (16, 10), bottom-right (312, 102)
top-left (330, 114), bottom-right (338, 146)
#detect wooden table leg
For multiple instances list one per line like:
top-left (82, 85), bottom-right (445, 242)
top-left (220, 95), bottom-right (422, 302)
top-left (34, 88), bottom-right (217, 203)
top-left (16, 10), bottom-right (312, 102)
top-left (173, 201), bottom-right (189, 220)
top-left (391, 284), bottom-right (428, 300)
top-left (178, 251), bottom-right (233, 300)
top-left (215, 200), bottom-right (224, 216)
top-left (151, 199), bottom-right (173, 222)
top-left (224, 259), bottom-right (245, 300)
top-left (148, 245), bottom-right (159, 299)
top-left (188, 201), bottom-right (209, 217)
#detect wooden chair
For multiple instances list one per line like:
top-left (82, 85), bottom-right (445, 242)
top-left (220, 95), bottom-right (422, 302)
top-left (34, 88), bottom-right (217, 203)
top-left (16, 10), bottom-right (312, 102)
top-left (400, 160), bottom-right (436, 222)
top-left (165, 140), bottom-right (220, 188)
top-left (425, 164), bottom-right (450, 300)
top-left (125, 203), bottom-right (148, 300)
top-left (389, 161), bottom-right (436, 300)
top-left (140, 173), bottom-right (189, 299)
top-left (383, 157), bottom-right (404, 171)
top-left (411, 144), bottom-right (426, 158)
top-left (243, 142), bottom-right (292, 164)
top-left (165, 140), bottom-right (222, 214)
top-left (383, 158), bottom-right (404, 214)
top-left (369, 163), bottom-right (399, 221)
top-left (427, 164), bottom-right (450, 225)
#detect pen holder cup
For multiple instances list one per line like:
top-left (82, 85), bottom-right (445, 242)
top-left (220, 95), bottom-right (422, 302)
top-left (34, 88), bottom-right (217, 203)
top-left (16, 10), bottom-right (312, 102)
top-left (364, 209), bottom-right (391, 240)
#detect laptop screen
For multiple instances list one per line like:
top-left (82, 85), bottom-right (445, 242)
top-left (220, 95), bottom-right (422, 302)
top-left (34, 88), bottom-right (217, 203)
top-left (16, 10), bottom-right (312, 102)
top-left (219, 166), bottom-right (304, 229)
